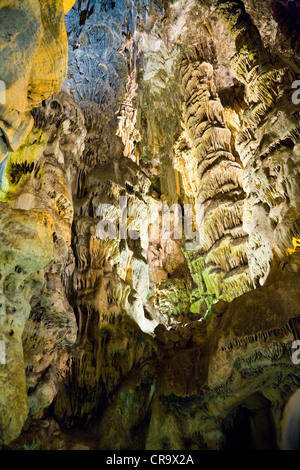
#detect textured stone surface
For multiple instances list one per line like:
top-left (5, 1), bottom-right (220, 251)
top-left (0, 205), bottom-right (55, 444)
top-left (179, 59), bottom-right (250, 310)
top-left (0, 0), bottom-right (75, 160)
top-left (0, 0), bottom-right (300, 452)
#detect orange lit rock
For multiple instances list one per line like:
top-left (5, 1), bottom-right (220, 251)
top-left (0, 0), bottom-right (73, 160)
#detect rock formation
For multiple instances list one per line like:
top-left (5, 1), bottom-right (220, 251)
top-left (179, 57), bottom-right (251, 311)
top-left (0, 0), bottom-right (76, 161)
top-left (0, 0), bottom-right (300, 451)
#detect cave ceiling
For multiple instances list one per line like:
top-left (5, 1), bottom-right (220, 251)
top-left (0, 0), bottom-right (299, 451)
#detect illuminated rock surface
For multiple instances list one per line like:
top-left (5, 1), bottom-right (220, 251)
top-left (0, 0), bottom-right (300, 451)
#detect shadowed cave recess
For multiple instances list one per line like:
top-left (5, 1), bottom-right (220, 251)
top-left (0, 0), bottom-right (300, 451)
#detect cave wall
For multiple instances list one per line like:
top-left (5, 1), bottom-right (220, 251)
top-left (0, 0), bottom-right (299, 450)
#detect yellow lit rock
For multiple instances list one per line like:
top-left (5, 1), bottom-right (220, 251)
top-left (63, 0), bottom-right (76, 14)
top-left (0, 0), bottom-right (73, 160)
top-left (287, 237), bottom-right (300, 255)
